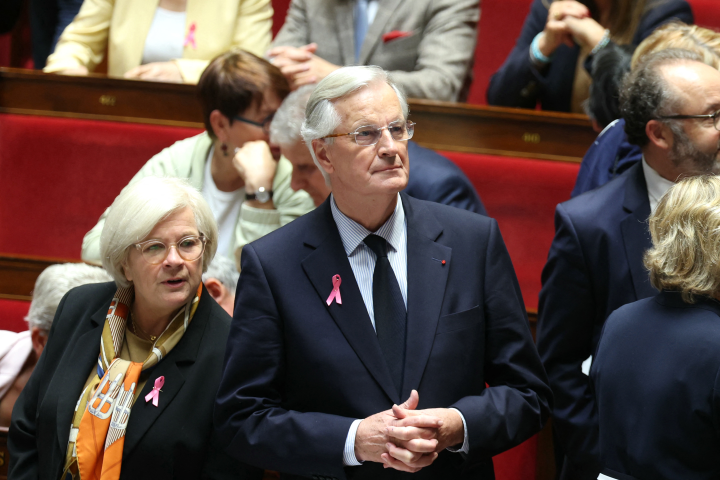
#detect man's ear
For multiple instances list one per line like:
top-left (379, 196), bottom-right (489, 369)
top-left (30, 327), bottom-right (47, 359)
top-left (209, 110), bottom-right (231, 143)
top-left (312, 139), bottom-right (334, 176)
top-left (646, 119), bottom-right (674, 151)
top-left (204, 278), bottom-right (226, 303)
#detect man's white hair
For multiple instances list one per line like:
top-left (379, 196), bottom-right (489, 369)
top-left (26, 263), bottom-right (113, 331)
top-left (300, 66), bottom-right (409, 185)
top-left (100, 176), bottom-right (219, 288)
top-left (270, 84), bottom-right (317, 148)
top-left (202, 255), bottom-right (239, 293)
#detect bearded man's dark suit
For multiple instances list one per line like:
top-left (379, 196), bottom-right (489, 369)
top-left (215, 192), bottom-right (552, 480)
top-left (536, 161), bottom-right (657, 480)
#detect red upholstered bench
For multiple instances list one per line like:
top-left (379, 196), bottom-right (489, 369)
top-left (0, 113), bottom-right (202, 259)
top-left (688, 0), bottom-right (720, 31)
top-left (440, 152), bottom-right (579, 310)
top-left (0, 299), bottom-right (30, 333)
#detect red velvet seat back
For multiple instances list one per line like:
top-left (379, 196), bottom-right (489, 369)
top-left (687, 0), bottom-right (720, 30)
top-left (441, 151), bottom-right (579, 310)
top-left (0, 114), bottom-right (201, 259)
top-left (0, 299), bottom-right (30, 333)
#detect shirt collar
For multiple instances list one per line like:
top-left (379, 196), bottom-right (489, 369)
top-left (330, 194), bottom-right (405, 256)
top-left (642, 156), bottom-right (675, 213)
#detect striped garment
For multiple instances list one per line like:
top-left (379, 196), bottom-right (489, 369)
top-left (330, 194), bottom-right (407, 330)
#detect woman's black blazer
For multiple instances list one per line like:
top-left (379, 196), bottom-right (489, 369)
top-left (8, 281), bottom-right (261, 480)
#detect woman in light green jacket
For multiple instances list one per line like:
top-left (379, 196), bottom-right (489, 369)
top-left (82, 50), bottom-right (314, 267)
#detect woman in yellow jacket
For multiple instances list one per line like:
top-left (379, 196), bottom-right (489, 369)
top-left (44, 0), bottom-right (272, 83)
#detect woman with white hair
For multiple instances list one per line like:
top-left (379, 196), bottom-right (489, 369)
top-left (9, 176), bottom-right (261, 480)
top-left (591, 175), bottom-right (720, 480)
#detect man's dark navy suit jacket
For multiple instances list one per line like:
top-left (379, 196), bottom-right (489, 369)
top-left (215, 193), bottom-right (551, 480)
top-left (537, 162), bottom-right (657, 479)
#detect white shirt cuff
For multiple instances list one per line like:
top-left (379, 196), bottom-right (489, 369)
top-left (446, 408), bottom-right (469, 454)
top-left (343, 419), bottom-right (363, 466)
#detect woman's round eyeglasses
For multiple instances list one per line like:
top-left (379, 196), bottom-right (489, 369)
top-left (133, 235), bottom-right (206, 265)
top-left (324, 120), bottom-right (416, 146)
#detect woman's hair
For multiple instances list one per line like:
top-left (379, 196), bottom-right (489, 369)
top-left (301, 65), bottom-right (408, 185)
top-left (631, 22), bottom-right (720, 69)
top-left (198, 49), bottom-right (290, 139)
top-left (586, 42), bottom-right (634, 128)
top-left (100, 176), bottom-right (219, 288)
top-left (26, 263), bottom-right (112, 331)
top-left (644, 175), bottom-right (720, 303)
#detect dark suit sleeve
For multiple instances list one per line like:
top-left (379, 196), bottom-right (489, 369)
top-left (214, 244), bottom-right (355, 480)
top-left (451, 219), bottom-right (552, 457)
top-left (536, 204), bottom-right (600, 474)
top-left (271, 0), bottom-right (309, 48)
top-left (426, 175), bottom-right (487, 215)
top-left (8, 292), bottom-right (71, 480)
top-left (486, 0), bottom-right (548, 109)
top-left (632, 0), bottom-right (693, 44)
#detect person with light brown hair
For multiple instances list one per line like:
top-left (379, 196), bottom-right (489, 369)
top-left (488, 0), bottom-right (693, 112)
top-left (590, 175), bottom-right (720, 480)
top-left (573, 21), bottom-right (720, 197)
top-left (81, 50), bottom-right (314, 268)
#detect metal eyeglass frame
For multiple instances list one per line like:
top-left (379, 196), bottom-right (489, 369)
top-left (324, 121), bottom-right (416, 146)
top-left (656, 110), bottom-right (720, 130)
top-left (133, 235), bottom-right (207, 265)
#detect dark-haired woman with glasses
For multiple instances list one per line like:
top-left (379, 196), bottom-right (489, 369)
top-left (82, 50), bottom-right (315, 269)
top-left (10, 176), bottom-right (262, 480)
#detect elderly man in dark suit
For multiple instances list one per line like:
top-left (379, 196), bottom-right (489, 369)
top-left (537, 48), bottom-right (720, 480)
top-left (269, 84), bottom-right (487, 214)
top-left (215, 65), bottom-right (551, 479)
top-left (268, 0), bottom-right (479, 102)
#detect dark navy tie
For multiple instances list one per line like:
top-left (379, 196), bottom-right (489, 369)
top-left (364, 234), bottom-right (406, 394)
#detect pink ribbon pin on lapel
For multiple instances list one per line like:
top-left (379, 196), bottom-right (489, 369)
top-left (184, 23), bottom-right (197, 49)
top-left (145, 376), bottom-right (164, 407)
top-left (326, 274), bottom-right (342, 306)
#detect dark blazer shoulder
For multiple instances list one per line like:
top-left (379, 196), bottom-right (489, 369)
top-left (561, 162), bottom-right (645, 225)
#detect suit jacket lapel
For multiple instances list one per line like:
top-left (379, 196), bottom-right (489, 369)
top-left (301, 199), bottom-right (399, 403)
top-left (121, 287), bottom-right (211, 459)
top-left (55, 302), bottom-right (108, 454)
top-left (334, 1), bottom-right (356, 65)
top-left (127, 0), bottom-right (160, 66)
top-left (400, 194), bottom-right (451, 400)
top-left (359, 0), bottom-right (404, 64)
top-left (620, 163), bottom-right (655, 299)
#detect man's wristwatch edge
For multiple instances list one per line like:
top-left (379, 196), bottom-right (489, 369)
top-left (245, 186), bottom-right (274, 203)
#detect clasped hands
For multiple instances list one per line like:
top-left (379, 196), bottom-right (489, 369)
top-left (539, 0), bottom-right (607, 57)
top-left (354, 390), bottom-right (464, 473)
top-left (267, 43), bottom-right (340, 90)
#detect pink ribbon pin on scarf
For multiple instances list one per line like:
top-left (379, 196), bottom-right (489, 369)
top-left (326, 274), bottom-right (342, 306)
top-left (145, 376), bottom-right (164, 407)
top-left (184, 23), bottom-right (197, 49)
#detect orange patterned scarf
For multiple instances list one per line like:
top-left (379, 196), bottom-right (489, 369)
top-left (62, 284), bottom-right (201, 480)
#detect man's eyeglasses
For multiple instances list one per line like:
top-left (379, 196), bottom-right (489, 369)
top-left (656, 110), bottom-right (720, 131)
top-left (324, 120), bottom-right (416, 146)
top-left (233, 112), bottom-right (275, 135)
top-left (133, 235), bottom-right (206, 265)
